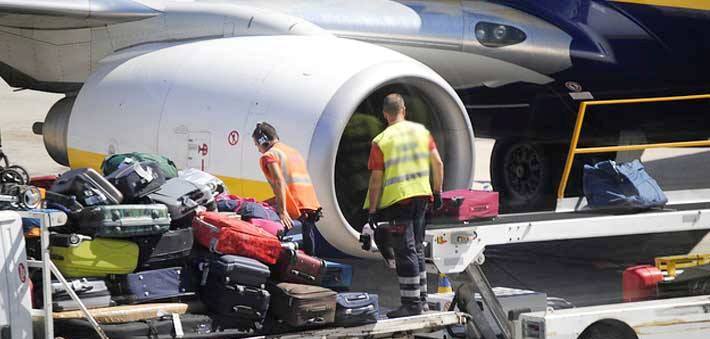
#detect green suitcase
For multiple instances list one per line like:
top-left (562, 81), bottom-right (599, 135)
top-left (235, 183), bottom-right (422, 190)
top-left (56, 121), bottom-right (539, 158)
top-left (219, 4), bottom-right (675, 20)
top-left (75, 205), bottom-right (171, 238)
top-left (50, 234), bottom-right (139, 278)
top-left (101, 152), bottom-right (178, 179)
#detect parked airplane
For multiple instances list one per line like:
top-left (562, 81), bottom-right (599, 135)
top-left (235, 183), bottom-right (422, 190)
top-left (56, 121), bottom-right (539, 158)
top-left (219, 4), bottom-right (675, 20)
top-left (0, 0), bottom-right (708, 258)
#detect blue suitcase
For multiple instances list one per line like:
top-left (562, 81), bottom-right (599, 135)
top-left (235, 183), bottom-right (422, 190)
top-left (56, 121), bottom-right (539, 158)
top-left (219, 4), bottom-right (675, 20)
top-left (334, 293), bottom-right (379, 326)
top-left (322, 260), bottom-right (353, 291)
top-left (107, 266), bottom-right (195, 304)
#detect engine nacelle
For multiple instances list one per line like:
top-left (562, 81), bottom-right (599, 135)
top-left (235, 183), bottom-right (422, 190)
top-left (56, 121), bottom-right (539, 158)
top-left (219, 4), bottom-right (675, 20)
top-left (46, 36), bottom-right (475, 258)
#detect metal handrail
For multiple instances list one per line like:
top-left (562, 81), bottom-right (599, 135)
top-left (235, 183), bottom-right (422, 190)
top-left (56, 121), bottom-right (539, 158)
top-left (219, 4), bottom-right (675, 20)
top-left (557, 94), bottom-right (710, 200)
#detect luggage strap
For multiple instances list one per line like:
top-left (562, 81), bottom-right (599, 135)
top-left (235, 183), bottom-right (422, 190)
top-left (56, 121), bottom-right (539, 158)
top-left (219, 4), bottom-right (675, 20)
top-left (172, 313), bottom-right (184, 339)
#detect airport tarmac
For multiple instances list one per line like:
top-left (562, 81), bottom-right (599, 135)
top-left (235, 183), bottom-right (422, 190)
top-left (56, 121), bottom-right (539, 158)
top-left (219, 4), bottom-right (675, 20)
top-left (2, 79), bottom-right (709, 308)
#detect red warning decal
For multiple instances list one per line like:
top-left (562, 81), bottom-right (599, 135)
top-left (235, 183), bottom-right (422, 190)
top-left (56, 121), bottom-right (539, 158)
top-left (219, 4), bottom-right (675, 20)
top-left (197, 143), bottom-right (209, 156)
top-left (228, 130), bottom-right (240, 146)
top-left (18, 262), bottom-right (26, 283)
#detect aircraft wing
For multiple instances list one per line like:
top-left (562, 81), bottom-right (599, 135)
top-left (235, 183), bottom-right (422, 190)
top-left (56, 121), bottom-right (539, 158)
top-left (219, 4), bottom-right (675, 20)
top-left (0, 0), bottom-right (162, 29)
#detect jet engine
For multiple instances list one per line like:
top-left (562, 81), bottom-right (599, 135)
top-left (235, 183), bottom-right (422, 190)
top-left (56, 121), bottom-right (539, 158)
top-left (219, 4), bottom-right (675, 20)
top-left (40, 35), bottom-right (475, 258)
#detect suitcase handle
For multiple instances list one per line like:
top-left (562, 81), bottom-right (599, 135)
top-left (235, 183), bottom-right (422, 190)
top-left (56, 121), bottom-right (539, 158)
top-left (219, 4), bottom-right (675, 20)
top-left (306, 317), bottom-right (325, 324)
top-left (233, 305), bottom-right (260, 317)
top-left (290, 270), bottom-right (316, 282)
top-left (344, 305), bottom-right (375, 315)
top-left (345, 294), bottom-right (369, 302)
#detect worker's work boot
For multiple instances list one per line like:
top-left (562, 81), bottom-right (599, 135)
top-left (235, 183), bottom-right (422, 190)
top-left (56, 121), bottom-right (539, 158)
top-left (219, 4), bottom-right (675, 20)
top-left (386, 303), bottom-right (422, 319)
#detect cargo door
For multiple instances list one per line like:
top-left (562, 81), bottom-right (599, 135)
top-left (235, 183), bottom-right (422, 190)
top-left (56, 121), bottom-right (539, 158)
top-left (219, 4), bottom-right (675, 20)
top-left (186, 132), bottom-right (211, 171)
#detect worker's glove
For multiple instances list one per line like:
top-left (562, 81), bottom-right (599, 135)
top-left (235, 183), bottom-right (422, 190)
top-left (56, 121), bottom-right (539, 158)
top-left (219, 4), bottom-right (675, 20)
top-left (359, 224), bottom-right (377, 252)
top-left (367, 213), bottom-right (378, 230)
top-left (433, 192), bottom-right (443, 211)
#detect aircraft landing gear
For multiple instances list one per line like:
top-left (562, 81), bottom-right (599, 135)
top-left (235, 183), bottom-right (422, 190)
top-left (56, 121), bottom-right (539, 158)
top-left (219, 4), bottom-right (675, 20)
top-left (490, 139), bottom-right (563, 213)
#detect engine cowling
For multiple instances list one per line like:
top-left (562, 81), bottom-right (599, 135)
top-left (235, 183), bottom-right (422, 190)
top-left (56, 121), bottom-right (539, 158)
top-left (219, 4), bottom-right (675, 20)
top-left (44, 35), bottom-right (475, 258)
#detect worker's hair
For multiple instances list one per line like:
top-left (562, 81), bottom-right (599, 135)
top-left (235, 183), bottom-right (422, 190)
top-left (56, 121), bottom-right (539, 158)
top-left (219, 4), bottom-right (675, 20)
top-left (252, 122), bottom-right (279, 146)
top-left (382, 93), bottom-right (406, 116)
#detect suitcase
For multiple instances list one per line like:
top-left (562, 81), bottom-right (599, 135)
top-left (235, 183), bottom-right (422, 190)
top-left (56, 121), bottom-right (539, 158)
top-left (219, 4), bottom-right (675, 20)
top-left (201, 278), bottom-right (270, 326)
top-left (50, 168), bottom-right (123, 206)
top-left (105, 161), bottom-right (166, 202)
top-left (44, 191), bottom-right (84, 212)
top-left (51, 278), bottom-right (113, 311)
top-left (108, 267), bottom-right (195, 304)
top-left (268, 282), bottom-right (336, 328)
top-left (334, 293), bottom-right (379, 326)
top-left (274, 249), bottom-right (325, 285)
top-left (50, 234), bottom-right (138, 278)
top-left (55, 313), bottom-right (214, 339)
top-left (430, 189), bottom-right (499, 221)
top-left (102, 152), bottom-right (179, 179)
top-left (53, 303), bottom-right (188, 323)
top-left (30, 175), bottom-right (58, 190)
top-left (322, 260), bottom-right (353, 291)
top-left (199, 254), bottom-right (270, 288)
top-left (192, 212), bottom-right (281, 265)
top-left (136, 228), bottom-right (193, 270)
top-left (179, 168), bottom-right (226, 195)
top-left (248, 218), bottom-right (285, 238)
top-left (149, 178), bottom-right (214, 221)
top-left (74, 204), bottom-right (171, 238)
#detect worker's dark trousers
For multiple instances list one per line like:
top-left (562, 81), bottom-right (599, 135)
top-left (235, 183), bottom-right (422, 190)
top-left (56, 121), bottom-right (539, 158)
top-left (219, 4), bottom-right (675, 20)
top-left (382, 198), bottom-right (428, 307)
top-left (298, 210), bottom-right (320, 256)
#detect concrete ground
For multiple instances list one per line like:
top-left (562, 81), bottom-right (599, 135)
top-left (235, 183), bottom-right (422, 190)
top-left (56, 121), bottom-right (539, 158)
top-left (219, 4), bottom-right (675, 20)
top-left (2, 79), bottom-right (709, 309)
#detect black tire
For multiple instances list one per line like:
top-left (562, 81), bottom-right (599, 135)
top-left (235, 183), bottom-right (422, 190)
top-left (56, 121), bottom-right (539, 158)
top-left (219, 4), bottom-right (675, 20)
top-left (578, 322), bottom-right (637, 339)
top-left (490, 139), bottom-right (564, 213)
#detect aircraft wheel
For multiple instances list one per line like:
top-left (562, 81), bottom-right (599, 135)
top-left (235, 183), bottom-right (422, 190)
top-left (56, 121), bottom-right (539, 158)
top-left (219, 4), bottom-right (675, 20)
top-left (490, 139), bottom-right (562, 213)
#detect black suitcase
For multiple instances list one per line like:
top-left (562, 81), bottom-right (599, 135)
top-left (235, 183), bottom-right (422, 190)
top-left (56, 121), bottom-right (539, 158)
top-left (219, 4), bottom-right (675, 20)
top-left (136, 228), bottom-right (193, 270)
top-left (51, 278), bottom-right (114, 311)
top-left (54, 313), bottom-right (217, 339)
top-left (148, 178), bottom-right (214, 222)
top-left (334, 293), bottom-right (379, 326)
top-left (50, 168), bottom-right (123, 206)
top-left (199, 254), bottom-right (270, 288)
top-left (105, 161), bottom-right (166, 202)
top-left (74, 204), bottom-right (171, 238)
top-left (108, 267), bottom-right (195, 304)
top-left (268, 282), bottom-right (336, 328)
top-left (201, 278), bottom-right (270, 326)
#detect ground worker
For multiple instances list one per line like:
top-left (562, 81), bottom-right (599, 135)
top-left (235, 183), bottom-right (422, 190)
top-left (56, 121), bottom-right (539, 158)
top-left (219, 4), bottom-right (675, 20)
top-left (252, 122), bottom-right (322, 256)
top-left (364, 93), bottom-right (444, 318)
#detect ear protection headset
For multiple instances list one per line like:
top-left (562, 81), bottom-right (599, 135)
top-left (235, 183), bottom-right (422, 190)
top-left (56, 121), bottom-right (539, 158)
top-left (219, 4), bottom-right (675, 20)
top-left (255, 122), bottom-right (272, 146)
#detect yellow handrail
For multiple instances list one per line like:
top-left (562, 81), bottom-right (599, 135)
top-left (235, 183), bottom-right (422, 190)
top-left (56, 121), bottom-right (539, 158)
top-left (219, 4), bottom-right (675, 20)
top-left (655, 254), bottom-right (710, 278)
top-left (557, 94), bottom-right (710, 200)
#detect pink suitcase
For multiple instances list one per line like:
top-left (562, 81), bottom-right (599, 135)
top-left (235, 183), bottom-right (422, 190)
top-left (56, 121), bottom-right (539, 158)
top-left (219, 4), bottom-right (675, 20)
top-left (430, 189), bottom-right (499, 221)
top-left (248, 218), bottom-right (285, 238)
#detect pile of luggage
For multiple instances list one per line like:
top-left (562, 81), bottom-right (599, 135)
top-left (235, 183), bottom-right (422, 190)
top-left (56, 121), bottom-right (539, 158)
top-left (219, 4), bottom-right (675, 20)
top-left (20, 152), bottom-right (376, 338)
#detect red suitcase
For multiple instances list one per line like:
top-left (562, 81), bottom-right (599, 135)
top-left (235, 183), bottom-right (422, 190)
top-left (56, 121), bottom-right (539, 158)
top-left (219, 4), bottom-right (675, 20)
top-left (622, 265), bottom-right (663, 302)
top-left (248, 218), bottom-right (285, 238)
top-left (430, 189), bottom-right (499, 221)
top-left (192, 212), bottom-right (281, 265)
top-left (273, 249), bottom-right (325, 285)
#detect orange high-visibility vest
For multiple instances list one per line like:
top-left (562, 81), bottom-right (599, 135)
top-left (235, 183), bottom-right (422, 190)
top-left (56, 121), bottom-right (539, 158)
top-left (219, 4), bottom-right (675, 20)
top-left (260, 142), bottom-right (321, 218)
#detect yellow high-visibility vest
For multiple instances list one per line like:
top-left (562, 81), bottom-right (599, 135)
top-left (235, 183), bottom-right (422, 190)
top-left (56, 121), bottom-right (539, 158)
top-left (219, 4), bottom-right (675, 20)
top-left (364, 120), bottom-right (432, 209)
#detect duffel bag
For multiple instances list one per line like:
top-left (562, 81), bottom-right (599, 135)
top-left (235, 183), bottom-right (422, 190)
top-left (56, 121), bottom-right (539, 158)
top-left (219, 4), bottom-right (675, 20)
top-left (102, 152), bottom-right (179, 179)
top-left (583, 160), bottom-right (667, 210)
